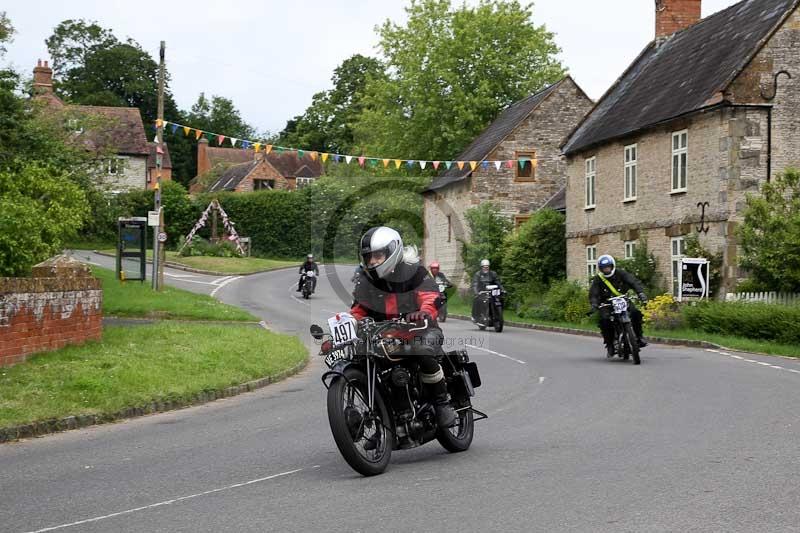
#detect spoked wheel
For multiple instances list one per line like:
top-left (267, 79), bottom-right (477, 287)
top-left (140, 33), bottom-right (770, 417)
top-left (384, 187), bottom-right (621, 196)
top-left (436, 407), bottom-right (474, 452)
top-left (494, 315), bottom-right (504, 333)
top-left (439, 303), bottom-right (447, 322)
top-left (326, 367), bottom-right (392, 476)
top-left (623, 323), bottom-right (640, 365)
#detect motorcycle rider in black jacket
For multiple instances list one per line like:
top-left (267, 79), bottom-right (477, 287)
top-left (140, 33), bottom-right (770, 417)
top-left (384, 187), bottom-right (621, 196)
top-left (297, 254), bottom-right (319, 292)
top-left (471, 259), bottom-right (503, 322)
top-left (589, 254), bottom-right (649, 357)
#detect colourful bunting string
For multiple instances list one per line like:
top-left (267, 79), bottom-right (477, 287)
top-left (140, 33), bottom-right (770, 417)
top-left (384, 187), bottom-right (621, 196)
top-left (162, 119), bottom-right (542, 174)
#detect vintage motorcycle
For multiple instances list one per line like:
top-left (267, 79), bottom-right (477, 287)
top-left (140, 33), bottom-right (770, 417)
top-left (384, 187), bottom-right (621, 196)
top-left (473, 284), bottom-right (504, 332)
top-left (301, 271), bottom-right (315, 299)
top-left (435, 279), bottom-right (450, 322)
top-left (599, 295), bottom-right (641, 365)
top-left (311, 314), bottom-right (485, 476)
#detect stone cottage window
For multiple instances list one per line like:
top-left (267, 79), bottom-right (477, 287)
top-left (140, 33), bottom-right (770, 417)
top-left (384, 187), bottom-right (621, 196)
top-left (671, 130), bottom-right (688, 192)
top-left (671, 236), bottom-right (687, 296)
top-left (586, 245), bottom-right (597, 277)
top-left (624, 240), bottom-right (637, 259)
top-left (624, 144), bottom-right (637, 201)
top-left (514, 214), bottom-right (531, 228)
top-left (515, 151), bottom-right (536, 181)
top-left (585, 157), bottom-right (596, 209)
top-left (107, 158), bottom-right (123, 175)
top-left (296, 177), bottom-right (315, 189)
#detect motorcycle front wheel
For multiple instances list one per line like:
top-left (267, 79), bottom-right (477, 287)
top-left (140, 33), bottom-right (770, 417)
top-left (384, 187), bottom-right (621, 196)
top-left (327, 367), bottom-right (392, 476)
top-left (494, 311), bottom-right (504, 333)
top-left (439, 302), bottom-right (447, 322)
top-left (623, 323), bottom-right (640, 365)
top-left (436, 408), bottom-right (474, 452)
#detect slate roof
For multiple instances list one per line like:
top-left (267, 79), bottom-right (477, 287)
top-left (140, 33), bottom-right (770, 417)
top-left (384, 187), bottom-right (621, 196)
top-left (70, 105), bottom-right (150, 156)
top-left (562, 0), bottom-right (800, 155)
top-left (541, 186), bottom-right (566, 213)
top-left (147, 142), bottom-right (172, 169)
top-left (425, 78), bottom-right (568, 192)
top-left (209, 161), bottom-right (259, 192)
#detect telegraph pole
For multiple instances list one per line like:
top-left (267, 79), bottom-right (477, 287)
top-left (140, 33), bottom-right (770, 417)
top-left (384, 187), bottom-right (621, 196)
top-left (153, 40), bottom-right (166, 290)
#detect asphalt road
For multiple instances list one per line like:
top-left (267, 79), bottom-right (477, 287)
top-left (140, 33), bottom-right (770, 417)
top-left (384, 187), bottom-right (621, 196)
top-left (2, 253), bottom-right (799, 532)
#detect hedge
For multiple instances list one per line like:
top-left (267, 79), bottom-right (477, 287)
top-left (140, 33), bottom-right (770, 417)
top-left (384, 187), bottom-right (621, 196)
top-left (682, 301), bottom-right (800, 344)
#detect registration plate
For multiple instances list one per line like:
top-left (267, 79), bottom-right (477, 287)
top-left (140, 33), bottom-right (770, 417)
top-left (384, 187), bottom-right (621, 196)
top-left (324, 313), bottom-right (357, 368)
top-left (611, 297), bottom-right (628, 313)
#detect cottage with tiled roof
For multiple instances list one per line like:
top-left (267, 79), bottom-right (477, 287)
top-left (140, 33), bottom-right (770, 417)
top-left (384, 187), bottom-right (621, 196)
top-left (422, 76), bottom-right (593, 282)
top-left (32, 60), bottom-right (159, 192)
top-left (562, 0), bottom-right (800, 296)
top-left (190, 139), bottom-right (323, 193)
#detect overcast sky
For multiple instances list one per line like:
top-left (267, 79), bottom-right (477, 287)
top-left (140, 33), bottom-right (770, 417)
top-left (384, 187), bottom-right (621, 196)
top-left (3, 0), bottom-right (740, 137)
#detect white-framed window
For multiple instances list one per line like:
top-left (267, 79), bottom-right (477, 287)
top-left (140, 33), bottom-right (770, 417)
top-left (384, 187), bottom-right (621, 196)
top-left (67, 118), bottom-right (83, 133)
top-left (107, 158), bottom-right (123, 175)
top-left (624, 240), bottom-right (637, 259)
top-left (671, 236), bottom-right (687, 296)
top-left (624, 144), bottom-right (637, 201)
top-left (586, 245), bottom-right (598, 277)
top-left (671, 130), bottom-right (688, 192)
top-left (585, 157), bottom-right (596, 209)
top-left (296, 177), bottom-right (315, 189)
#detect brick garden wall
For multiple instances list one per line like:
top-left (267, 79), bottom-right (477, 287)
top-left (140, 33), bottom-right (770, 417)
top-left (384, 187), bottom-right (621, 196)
top-left (0, 257), bottom-right (102, 367)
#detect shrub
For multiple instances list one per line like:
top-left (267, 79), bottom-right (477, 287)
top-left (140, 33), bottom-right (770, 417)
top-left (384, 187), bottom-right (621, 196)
top-left (682, 301), bottom-right (800, 344)
top-left (501, 209), bottom-right (565, 305)
top-left (460, 203), bottom-right (512, 279)
top-left (616, 236), bottom-right (662, 297)
top-left (544, 279), bottom-right (591, 323)
top-left (642, 293), bottom-right (684, 330)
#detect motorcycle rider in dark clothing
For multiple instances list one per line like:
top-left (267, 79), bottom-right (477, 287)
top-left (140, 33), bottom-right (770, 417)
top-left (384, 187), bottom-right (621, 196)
top-left (297, 254), bottom-right (319, 292)
top-left (471, 259), bottom-right (503, 322)
top-left (429, 262), bottom-right (451, 290)
top-left (350, 226), bottom-right (456, 428)
top-left (589, 254), bottom-right (649, 358)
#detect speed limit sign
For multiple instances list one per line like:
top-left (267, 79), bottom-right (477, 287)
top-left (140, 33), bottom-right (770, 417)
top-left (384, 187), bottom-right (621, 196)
top-left (157, 232), bottom-right (168, 243)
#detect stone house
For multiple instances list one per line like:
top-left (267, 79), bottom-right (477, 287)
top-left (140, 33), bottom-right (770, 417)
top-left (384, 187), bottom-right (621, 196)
top-left (561, 0), bottom-right (800, 297)
top-left (192, 139), bottom-right (323, 193)
top-left (422, 76), bottom-right (593, 282)
top-left (31, 60), bottom-right (160, 192)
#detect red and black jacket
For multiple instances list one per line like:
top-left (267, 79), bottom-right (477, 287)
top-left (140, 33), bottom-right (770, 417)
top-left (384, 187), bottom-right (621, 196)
top-left (350, 262), bottom-right (440, 321)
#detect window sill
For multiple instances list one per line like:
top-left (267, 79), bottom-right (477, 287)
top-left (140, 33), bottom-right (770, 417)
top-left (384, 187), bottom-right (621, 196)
top-left (584, 206), bottom-right (596, 211)
top-left (670, 189), bottom-right (687, 195)
top-left (623, 197), bottom-right (637, 203)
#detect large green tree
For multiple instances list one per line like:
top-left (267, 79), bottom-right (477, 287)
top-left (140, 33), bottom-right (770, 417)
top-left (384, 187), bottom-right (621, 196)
top-left (354, 0), bottom-right (565, 161)
top-left (278, 54), bottom-right (386, 154)
top-left (739, 169), bottom-right (800, 293)
top-left (0, 11), bottom-right (13, 55)
top-left (186, 93), bottom-right (256, 141)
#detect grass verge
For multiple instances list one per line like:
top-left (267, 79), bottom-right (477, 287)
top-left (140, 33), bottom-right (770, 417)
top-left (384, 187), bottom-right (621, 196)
top-left (98, 249), bottom-right (299, 275)
top-left (0, 323), bottom-right (307, 428)
top-left (446, 292), bottom-right (799, 357)
top-left (94, 266), bottom-right (256, 321)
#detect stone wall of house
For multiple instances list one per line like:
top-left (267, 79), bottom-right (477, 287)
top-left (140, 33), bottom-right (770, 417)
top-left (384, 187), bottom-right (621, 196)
top-left (107, 155), bottom-right (147, 192)
top-left (235, 159), bottom-right (293, 192)
top-left (471, 78), bottom-right (593, 219)
top-left (0, 257), bottom-right (102, 367)
top-left (565, 107), bottom-right (770, 294)
top-left (422, 180), bottom-right (472, 284)
top-left (727, 5), bottom-right (800, 181)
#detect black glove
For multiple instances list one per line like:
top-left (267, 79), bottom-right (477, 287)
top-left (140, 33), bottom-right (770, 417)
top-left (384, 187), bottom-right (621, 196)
top-left (406, 311), bottom-right (431, 323)
top-left (638, 293), bottom-right (648, 305)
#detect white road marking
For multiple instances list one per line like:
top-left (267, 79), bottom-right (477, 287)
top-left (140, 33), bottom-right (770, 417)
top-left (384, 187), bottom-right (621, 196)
top-left (211, 276), bottom-right (233, 285)
top-left (210, 276), bottom-right (242, 297)
top-left (769, 365), bottom-right (784, 370)
top-left (466, 344), bottom-right (526, 365)
top-left (539, 376), bottom-right (546, 384)
top-left (730, 355), bottom-right (744, 360)
top-left (706, 349), bottom-right (800, 377)
top-left (163, 272), bottom-right (198, 279)
top-left (25, 467), bottom-right (305, 532)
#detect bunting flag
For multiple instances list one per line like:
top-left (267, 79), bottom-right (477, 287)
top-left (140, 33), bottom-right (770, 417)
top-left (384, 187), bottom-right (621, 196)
top-left (162, 119), bottom-right (543, 175)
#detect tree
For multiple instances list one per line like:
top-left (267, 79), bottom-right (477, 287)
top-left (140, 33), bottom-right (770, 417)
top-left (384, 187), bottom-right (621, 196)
top-left (739, 169), bottom-right (800, 293)
top-left (278, 54), bottom-right (386, 154)
top-left (0, 11), bottom-right (13, 56)
top-left (45, 19), bottom-right (118, 78)
top-left (354, 0), bottom-right (565, 161)
top-left (501, 209), bottom-right (565, 299)
top-left (460, 203), bottom-right (512, 279)
top-left (186, 93), bottom-right (256, 141)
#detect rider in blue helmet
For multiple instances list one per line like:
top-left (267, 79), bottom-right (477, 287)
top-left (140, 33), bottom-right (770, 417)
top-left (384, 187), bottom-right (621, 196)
top-left (589, 254), bottom-right (648, 358)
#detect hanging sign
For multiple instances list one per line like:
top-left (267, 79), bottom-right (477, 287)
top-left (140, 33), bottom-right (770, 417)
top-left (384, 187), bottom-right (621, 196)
top-left (680, 258), bottom-right (710, 301)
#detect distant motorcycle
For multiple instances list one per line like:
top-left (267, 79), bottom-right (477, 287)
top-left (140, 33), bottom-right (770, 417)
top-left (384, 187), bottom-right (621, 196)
top-left (301, 271), bottom-right (315, 299)
top-left (311, 314), bottom-right (485, 476)
top-left (473, 285), bottom-right (504, 332)
top-left (599, 295), bottom-right (641, 365)
top-left (436, 280), bottom-right (450, 322)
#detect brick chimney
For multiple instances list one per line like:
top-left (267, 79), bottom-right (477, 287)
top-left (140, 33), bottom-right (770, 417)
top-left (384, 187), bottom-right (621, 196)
top-left (197, 138), bottom-right (210, 176)
top-left (655, 0), bottom-right (701, 39)
top-left (32, 60), bottom-right (54, 95)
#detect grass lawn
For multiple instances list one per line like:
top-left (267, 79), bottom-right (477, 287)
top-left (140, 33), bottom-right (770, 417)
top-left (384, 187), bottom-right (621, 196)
top-left (94, 266), bottom-right (256, 321)
top-left (0, 323), bottom-right (307, 427)
top-left (97, 249), bottom-right (299, 275)
top-left (446, 292), bottom-right (799, 358)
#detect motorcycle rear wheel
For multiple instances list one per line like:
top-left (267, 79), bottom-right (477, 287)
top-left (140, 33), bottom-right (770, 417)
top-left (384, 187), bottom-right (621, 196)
top-left (623, 323), bottom-right (640, 365)
top-left (494, 315), bottom-right (504, 333)
top-left (327, 368), bottom-right (392, 476)
top-left (436, 408), bottom-right (474, 452)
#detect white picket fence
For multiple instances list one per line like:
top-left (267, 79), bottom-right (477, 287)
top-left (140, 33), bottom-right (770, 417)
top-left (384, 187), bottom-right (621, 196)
top-left (726, 291), bottom-right (800, 306)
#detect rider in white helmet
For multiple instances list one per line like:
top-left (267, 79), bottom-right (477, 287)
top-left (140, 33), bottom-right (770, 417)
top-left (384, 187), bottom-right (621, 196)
top-left (297, 253), bottom-right (319, 292)
top-left (471, 259), bottom-right (503, 322)
top-left (350, 226), bottom-right (456, 428)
